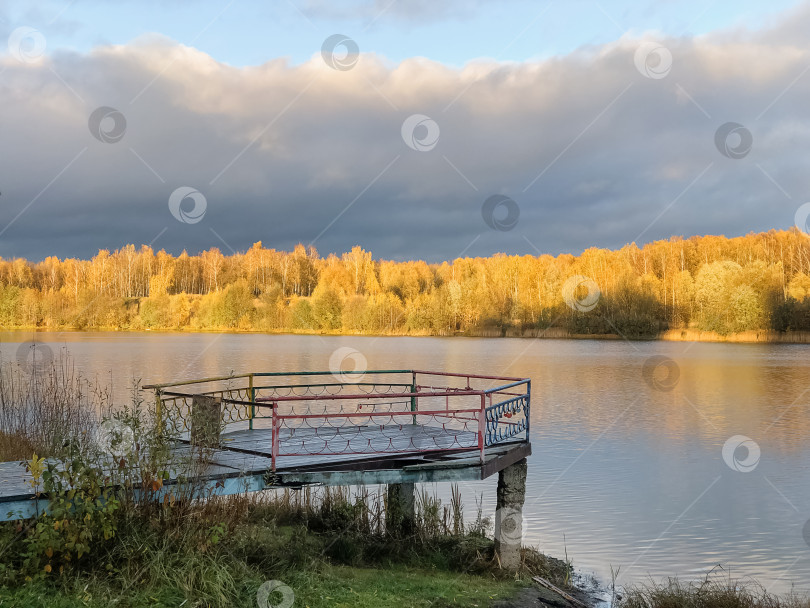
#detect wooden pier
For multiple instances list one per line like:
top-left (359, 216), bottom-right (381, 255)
top-left (0, 369), bottom-right (531, 566)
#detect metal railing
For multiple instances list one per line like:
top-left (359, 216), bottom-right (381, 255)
top-left (144, 370), bottom-right (530, 470)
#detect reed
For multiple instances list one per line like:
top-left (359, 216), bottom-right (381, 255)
top-left (0, 349), bottom-right (100, 461)
top-left (619, 574), bottom-right (810, 608)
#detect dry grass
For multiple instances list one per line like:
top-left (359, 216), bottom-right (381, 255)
top-left (621, 575), bottom-right (810, 608)
top-left (0, 429), bottom-right (37, 461)
top-left (0, 349), bottom-right (100, 461)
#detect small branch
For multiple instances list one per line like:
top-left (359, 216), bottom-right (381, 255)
top-left (531, 575), bottom-right (589, 608)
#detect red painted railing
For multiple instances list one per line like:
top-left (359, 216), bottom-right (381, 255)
top-left (145, 370), bottom-right (530, 471)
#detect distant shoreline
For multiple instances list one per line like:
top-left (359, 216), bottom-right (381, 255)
top-left (5, 325), bottom-right (810, 344)
top-left (481, 326), bottom-right (810, 344)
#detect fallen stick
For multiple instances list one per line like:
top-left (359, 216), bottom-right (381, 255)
top-left (531, 576), bottom-right (589, 608)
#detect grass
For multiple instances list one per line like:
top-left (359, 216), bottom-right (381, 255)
top-left (0, 429), bottom-right (36, 463)
top-left (619, 576), bottom-right (810, 608)
top-left (0, 510), bottom-right (540, 607)
top-left (0, 348), bottom-right (100, 461)
top-left (286, 565), bottom-right (522, 608)
top-left (0, 445), bottom-right (565, 608)
top-left (0, 563), bottom-right (523, 607)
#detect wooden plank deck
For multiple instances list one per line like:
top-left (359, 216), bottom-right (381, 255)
top-left (222, 424), bottom-right (478, 468)
top-left (0, 461), bottom-right (35, 503)
top-left (0, 423), bottom-right (529, 521)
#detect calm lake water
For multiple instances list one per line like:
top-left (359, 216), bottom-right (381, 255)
top-left (2, 331), bottom-right (809, 593)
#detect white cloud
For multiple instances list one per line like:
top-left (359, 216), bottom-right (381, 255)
top-left (1, 6), bottom-right (809, 261)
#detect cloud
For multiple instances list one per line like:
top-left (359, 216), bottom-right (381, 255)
top-left (0, 8), bottom-right (809, 262)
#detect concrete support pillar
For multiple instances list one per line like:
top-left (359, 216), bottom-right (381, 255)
top-left (494, 458), bottom-right (528, 570)
top-left (386, 482), bottom-right (415, 535)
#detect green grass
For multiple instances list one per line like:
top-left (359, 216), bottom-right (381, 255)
top-left (0, 564), bottom-right (522, 608)
top-left (273, 565), bottom-right (521, 608)
top-left (1, 508), bottom-right (545, 608)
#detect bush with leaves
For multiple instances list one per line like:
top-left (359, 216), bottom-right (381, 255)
top-left (20, 450), bottom-right (119, 578)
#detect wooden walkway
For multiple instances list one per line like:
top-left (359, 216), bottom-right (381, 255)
top-left (0, 425), bottom-right (530, 521)
top-left (1, 369), bottom-right (532, 521)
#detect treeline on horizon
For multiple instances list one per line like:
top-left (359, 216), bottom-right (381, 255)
top-left (2, 229), bottom-right (810, 338)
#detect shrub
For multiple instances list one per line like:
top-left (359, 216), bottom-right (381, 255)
top-left (20, 451), bottom-right (120, 578)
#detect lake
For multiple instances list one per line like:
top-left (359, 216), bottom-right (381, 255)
top-left (2, 330), bottom-right (809, 593)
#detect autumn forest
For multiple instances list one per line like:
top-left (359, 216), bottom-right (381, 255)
top-left (2, 229), bottom-right (810, 338)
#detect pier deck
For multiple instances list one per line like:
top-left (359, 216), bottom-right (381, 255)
top-left (1, 369), bottom-right (531, 520)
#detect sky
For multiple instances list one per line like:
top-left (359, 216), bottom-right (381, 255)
top-left (0, 0), bottom-right (809, 262)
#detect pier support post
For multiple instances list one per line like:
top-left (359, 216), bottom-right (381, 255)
top-left (494, 458), bottom-right (527, 571)
top-left (386, 482), bottom-right (415, 535)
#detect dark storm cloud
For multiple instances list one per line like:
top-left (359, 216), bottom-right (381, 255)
top-left (0, 8), bottom-right (809, 263)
